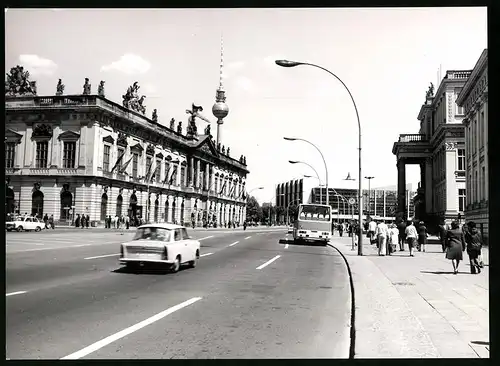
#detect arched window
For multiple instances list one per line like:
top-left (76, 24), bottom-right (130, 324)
top-left (100, 193), bottom-right (108, 221)
top-left (154, 198), bottom-right (159, 223)
top-left (171, 198), bottom-right (176, 223)
top-left (164, 198), bottom-right (169, 222)
top-left (116, 195), bottom-right (123, 217)
top-left (60, 191), bottom-right (73, 221)
top-left (6, 187), bottom-right (15, 214)
top-left (31, 190), bottom-right (44, 218)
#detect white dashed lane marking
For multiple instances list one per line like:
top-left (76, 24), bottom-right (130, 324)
top-left (245, 236), bottom-right (251, 240)
top-left (84, 253), bottom-right (120, 260)
top-left (200, 253), bottom-right (213, 257)
top-left (229, 241), bottom-right (239, 247)
top-left (6, 291), bottom-right (27, 297)
top-left (198, 236), bottom-right (214, 241)
top-left (256, 255), bottom-right (281, 270)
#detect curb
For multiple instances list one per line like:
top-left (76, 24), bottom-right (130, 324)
top-left (328, 243), bottom-right (356, 359)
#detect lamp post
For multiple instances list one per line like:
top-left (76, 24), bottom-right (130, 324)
top-left (284, 137), bottom-right (329, 207)
top-left (245, 186), bottom-right (264, 224)
top-left (364, 176), bottom-right (375, 218)
top-left (289, 160), bottom-right (322, 204)
top-left (277, 60), bottom-right (363, 255)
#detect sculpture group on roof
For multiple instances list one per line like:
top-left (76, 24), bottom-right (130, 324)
top-left (425, 82), bottom-right (434, 99)
top-left (122, 81), bottom-right (146, 115)
top-left (5, 65), bottom-right (37, 96)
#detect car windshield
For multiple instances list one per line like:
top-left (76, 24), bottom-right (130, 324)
top-left (298, 205), bottom-right (331, 222)
top-left (133, 227), bottom-right (171, 242)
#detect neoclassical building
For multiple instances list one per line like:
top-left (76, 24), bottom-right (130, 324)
top-left (456, 49), bottom-right (488, 241)
top-left (393, 69), bottom-right (471, 228)
top-left (5, 66), bottom-right (249, 227)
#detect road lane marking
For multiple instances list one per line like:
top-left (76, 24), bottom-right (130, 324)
top-left (6, 291), bottom-right (27, 297)
top-left (60, 297), bottom-right (202, 360)
top-left (245, 236), bottom-right (251, 240)
top-left (256, 255), bottom-right (281, 270)
top-left (199, 236), bottom-right (214, 241)
top-left (84, 253), bottom-right (120, 260)
top-left (200, 253), bottom-right (213, 257)
top-left (285, 244), bottom-right (289, 249)
top-left (229, 241), bottom-right (239, 247)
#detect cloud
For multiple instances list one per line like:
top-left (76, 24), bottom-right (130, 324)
top-left (234, 76), bottom-right (254, 92)
top-left (19, 54), bottom-right (58, 76)
top-left (101, 54), bottom-right (151, 75)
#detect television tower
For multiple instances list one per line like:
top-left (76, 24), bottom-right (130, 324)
top-left (212, 34), bottom-right (229, 146)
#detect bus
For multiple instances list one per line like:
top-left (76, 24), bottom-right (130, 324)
top-left (293, 203), bottom-right (332, 245)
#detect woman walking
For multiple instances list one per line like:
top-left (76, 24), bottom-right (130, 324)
top-left (388, 223), bottom-right (399, 255)
top-left (464, 221), bottom-right (483, 274)
top-left (405, 221), bottom-right (418, 257)
top-left (417, 221), bottom-right (428, 252)
top-left (445, 221), bottom-right (466, 274)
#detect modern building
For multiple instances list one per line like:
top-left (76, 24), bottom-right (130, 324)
top-left (275, 178), bottom-right (316, 223)
top-left (456, 49), bottom-right (488, 241)
top-left (5, 49), bottom-right (249, 227)
top-left (393, 68), bottom-right (471, 228)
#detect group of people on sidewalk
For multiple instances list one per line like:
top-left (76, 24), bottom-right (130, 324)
top-left (362, 218), bottom-right (485, 275)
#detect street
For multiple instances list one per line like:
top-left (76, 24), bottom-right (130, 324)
top-left (6, 228), bottom-right (351, 359)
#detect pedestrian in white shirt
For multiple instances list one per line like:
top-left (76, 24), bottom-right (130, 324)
top-left (376, 220), bottom-right (389, 256)
top-left (368, 219), bottom-right (377, 245)
top-left (388, 223), bottom-right (399, 255)
top-left (405, 221), bottom-right (418, 257)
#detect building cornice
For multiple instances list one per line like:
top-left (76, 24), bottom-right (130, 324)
top-left (456, 49), bottom-right (488, 106)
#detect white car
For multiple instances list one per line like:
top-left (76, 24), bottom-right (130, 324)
top-left (6, 216), bottom-right (45, 232)
top-left (287, 225), bottom-right (294, 234)
top-left (120, 223), bottom-right (201, 273)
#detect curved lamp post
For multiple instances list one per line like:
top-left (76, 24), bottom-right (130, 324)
top-left (277, 60), bottom-right (363, 255)
top-left (289, 160), bottom-right (323, 204)
top-left (283, 137), bottom-right (329, 207)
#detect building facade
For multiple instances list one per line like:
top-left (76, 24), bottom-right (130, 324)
top-left (5, 67), bottom-right (248, 227)
top-left (456, 49), bottom-right (488, 241)
top-left (393, 69), bottom-right (471, 228)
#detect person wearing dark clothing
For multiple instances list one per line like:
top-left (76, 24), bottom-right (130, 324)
top-left (86, 214), bottom-right (90, 228)
top-left (75, 214), bottom-right (80, 228)
top-left (464, 222), bottom-right (483, 274)
top-left (417, 221), bottom-right (428, 252)
top-left (339, 223), bottom-right (344, 237)
top-left (81, 215), bottom-right (85, 229)
top-left (438, 221), bottom-right (447, 253)
top-left (445, 221), bottom-right (466, 274)
top-left (397, 221), bottom-right (407, 251)
top-left (49, 214), bottom-right (54, 229)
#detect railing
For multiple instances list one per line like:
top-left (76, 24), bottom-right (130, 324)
top-left (446, 71), bottom-right (472, 80)
top-left (397, 134), bottom-right (429, 143)
top-left (29, 168), bottom-right (50, 175)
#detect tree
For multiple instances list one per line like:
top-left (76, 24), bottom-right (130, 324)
top-left (246, 196), bottom-right (263, 223)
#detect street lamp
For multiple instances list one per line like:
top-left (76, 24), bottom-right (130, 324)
top-left (289, 160), bottom-right (323, 204)
top-left (284, 137), bottom-right (329, 206)
top-left (245, 186), bottom-right (264, 224)
top-left (364, 176), bottom-right (375, 218)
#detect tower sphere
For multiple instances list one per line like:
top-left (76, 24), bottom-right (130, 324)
top-left (212, 101), bottom-right (229, 119)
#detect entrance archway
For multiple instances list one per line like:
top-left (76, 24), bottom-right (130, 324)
top-left (60, 191), bottom-right (73, 221)
top-left (154, 198), bottom-right (159, 223)
top-left (6, 187), bottom-right (15, 214)
top-left (31, 190), bottom-right (44, 218)
top-left (116, 195), bottom-right (123, 217)
top-left (100, 193), bottom-right (108, 221)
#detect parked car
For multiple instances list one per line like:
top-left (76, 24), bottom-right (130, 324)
top-left (119, 223), bottom-right (201, 273)
top-left (6, 216), bottom-right (45, 232)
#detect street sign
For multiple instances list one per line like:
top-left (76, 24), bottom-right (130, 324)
top-left (348, 198), bottom-right (356, 205)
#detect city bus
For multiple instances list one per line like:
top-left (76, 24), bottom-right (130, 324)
top-left (292, 203), bottom-right (332, 245)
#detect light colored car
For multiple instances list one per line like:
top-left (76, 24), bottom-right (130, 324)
top-left (287, 225), bottom-right (294, 234)
top-left (120, 223), bottom-right (201, 273)
top-left (6, 216), bottom-right (45, 232)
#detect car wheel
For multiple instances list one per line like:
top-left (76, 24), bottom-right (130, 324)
top-left (189, 250), bottom-right (199, 268)
top-left (35, 226), bottom-right (41, 232)
top-left (17, 226), bottom-right (23, 232)
top-left (171, 256), bottom-right (181, 273)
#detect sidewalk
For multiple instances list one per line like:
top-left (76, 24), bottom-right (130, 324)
top-left (331, 235), bottom-right (489, 358)
top-left (50, 225), bottom-right (285, 232)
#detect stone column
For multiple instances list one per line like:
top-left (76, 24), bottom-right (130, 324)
top-left (425, 157), bottom-right (433, 214)
top-left (195, 159), bottom-right (200, 189)
top-left (397, 158), bottom-right (406, 217)
top-left (205, 163), bottom-right (210, 190)
top-left (445, 142), bottom-right (458, 213)
top-left (419, 160), bottom-right (426, 217)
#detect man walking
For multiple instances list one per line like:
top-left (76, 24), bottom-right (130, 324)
top-left (397, 220), bottom-right (407, 251)
top-left (405, 221), bottom-right (418, 257)
top-left (376, 220), bottom-right (389, 256)
top-left (368, 218), bottom-right (377, 246)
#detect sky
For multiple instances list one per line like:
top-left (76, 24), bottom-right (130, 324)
top-left (5, 8), bottom-right (487, 204)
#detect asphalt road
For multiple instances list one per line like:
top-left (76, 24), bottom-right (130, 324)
top-left (6, 228), bottom-right (352, 359)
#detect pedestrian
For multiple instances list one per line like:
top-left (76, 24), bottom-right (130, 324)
top-left (75, 214), bottom-right (80, 228)
top-left (405, 220), bottom-right (418, 257)
top-left (86, 214), bottom-right (90, 228)
top-left (388, 223), bottom-right (399, 255)
top-left (126, 215), bottom-right (130, 229)
top-left (445, 220), bottom-right (466, 274)
top-left (438, 220), bottom-right (448, 253)
top-left (49, 214), bottom-right (55, 229)
top-left (417, 221), bottom-right (428, 252)
top-left (463, 221), bottom-right (483, 274)
top-left (397, 219), bottom-right (407, 251)
top-left (339, 223), bottom-right (344, 237)
top-left (353, 220), bottom-right (360, 246)
top-left (43, 213), bottom-right (49, 229)
top-left (368, 218), bottom-right (377, 246)
top-left (376, 219), bottom-right (389, 256)
top-left (81, 214), bottom-right (86, 229)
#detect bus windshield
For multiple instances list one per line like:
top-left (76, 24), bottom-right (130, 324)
top-left (298, 205), bottom-right (331, 222)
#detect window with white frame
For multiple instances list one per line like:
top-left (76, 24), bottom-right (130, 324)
top-left (457, 149), bottom-right (465, 171)
top-left (5, 142), bottom-right (16, 168)
top-left (103, 145), bottom-right (111, 172)
top-left (132, 153), bottom-right (139, 178)
top-left (180, 165), bottom-right (186, 187)
top-left (458, 188), bottom-right (466, 212)
top-left (155, 159), bottom-right (161, 180)
top-left (36, 141), bottom-right (49, 168)
top-left (63, 141), bottom-right (76, 168)
top-left (146, 156), bottom-right (152, 177)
